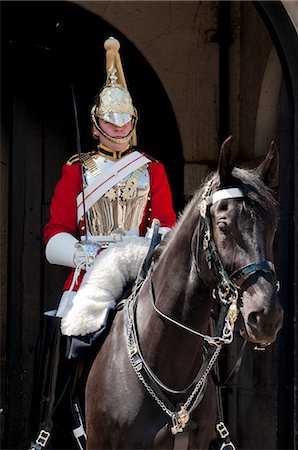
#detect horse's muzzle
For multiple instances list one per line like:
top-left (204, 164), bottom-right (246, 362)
top-left (239, 290), bottom-right (284, 345)
top-left (247, 307), bottom-right (283, 343)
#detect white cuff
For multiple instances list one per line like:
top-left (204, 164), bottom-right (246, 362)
top-left (45, 232), bottom-right (78, 268)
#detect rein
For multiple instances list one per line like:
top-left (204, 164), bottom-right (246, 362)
top-left (149, 275), bottom-right (237, 348)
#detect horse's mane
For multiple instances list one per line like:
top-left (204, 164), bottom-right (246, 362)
top-left (152, 179), bottom-right (209, 261)
top-left (230, 167), bottom-right (278, 216)
top-left (153, 166), bottom-right (278, 262)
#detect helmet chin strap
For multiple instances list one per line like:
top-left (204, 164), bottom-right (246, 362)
top-left (91, 108), bottom-right (136, 146)
top-left (96, 124), bottom-right (134, 146)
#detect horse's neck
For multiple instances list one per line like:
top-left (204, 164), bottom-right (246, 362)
top-left (152, 238), bottom-right (211, 331)
top-left (136, 215), bottom-right (212, 389)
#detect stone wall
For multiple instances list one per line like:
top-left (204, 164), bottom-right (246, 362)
top-left (76, 1), bottom-right (281, 197)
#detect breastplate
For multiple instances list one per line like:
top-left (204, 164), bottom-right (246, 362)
top-left (82, 153), bottom-right (150, 236)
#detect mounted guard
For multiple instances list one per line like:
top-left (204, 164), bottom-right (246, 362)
top-left (85, 137), bottom-right (283, 450)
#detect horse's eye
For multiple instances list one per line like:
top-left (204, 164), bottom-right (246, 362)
top-left (218, 221), bottom-right (229, 234)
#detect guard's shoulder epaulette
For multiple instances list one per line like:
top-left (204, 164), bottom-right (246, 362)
top-left (66, 151), bottom-right (97, 166)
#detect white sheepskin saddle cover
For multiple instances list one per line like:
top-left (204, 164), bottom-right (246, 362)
top-left (61, 236), bottom-right (150, 336)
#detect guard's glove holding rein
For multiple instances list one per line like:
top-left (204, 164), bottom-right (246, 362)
top-left (45, 232), bottom-right (101, 270)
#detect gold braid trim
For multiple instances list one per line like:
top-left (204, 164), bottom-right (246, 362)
top-left (66, 151), bottom-right (97, 167)
top-left (80, 152), bottom-right (101, 178)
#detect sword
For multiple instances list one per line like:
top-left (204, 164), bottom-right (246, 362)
top-left (70, 84), bottom-right (88, 242)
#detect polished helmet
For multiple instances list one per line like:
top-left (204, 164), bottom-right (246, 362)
top-left (91, 37), bottom-right (137, 145)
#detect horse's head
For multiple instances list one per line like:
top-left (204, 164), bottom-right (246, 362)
top-left (200, 137), bottom-right (283, 346)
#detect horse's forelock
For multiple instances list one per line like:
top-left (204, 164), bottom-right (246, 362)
top-left (231, 167), bottom-right (278, 218)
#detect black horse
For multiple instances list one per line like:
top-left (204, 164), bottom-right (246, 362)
top-left (85, 137), bottom-right (283, 449)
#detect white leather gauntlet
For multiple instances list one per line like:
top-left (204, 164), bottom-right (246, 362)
top-left (45, 232), bottom-right (101, 269)
top-left (45, 233), bottom-right (79, 268)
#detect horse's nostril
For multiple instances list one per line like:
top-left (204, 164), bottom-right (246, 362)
top-left (249, 311), bottom-right (257, 325)
top-left (247, 310), bottom-right (263, 331)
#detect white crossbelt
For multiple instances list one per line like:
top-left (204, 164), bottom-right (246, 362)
top-left (76, 151), bottom-right (151, 223)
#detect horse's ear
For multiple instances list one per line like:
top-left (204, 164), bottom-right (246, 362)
top-left (255, 141), bottom-right (279, 188)
top-left (217, 135), bottom-right (238, 186)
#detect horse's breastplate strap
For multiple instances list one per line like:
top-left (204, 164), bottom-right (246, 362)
top-left (83, 154), bottom-right (150, 236)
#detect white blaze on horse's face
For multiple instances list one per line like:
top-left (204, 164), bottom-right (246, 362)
top-left (211, 196), bottom-right (283, 345)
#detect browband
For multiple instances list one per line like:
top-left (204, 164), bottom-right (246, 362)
top-left (207, 188), bottom-right (244, 206)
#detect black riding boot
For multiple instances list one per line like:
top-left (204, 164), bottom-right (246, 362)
top-left (29, 311), bottom-right (84, 450)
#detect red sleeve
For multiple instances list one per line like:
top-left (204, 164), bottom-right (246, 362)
top-left (139, 161), bottom-right (176, 235)
top-left (44, 163), bottom-right (82, 244)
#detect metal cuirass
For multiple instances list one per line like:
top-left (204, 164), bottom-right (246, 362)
top-left (81, 153), bottom-right (150, 236)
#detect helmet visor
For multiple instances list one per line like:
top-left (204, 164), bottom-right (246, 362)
top-left (102, 112), bottom-right (134, 127)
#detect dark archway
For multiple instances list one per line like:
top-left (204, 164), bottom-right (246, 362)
top-left (2, 1), bottom-right (184, 205)
top-left (254, 2), bottom-right (298, 448)
top-left (1, 2), bottom-right (183, 448)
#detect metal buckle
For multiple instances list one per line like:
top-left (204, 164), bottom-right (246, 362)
top-left (203, 229), bottom-right (210, 250)
top-left (199, 199), bottom-right (207, 218)
top-left (170, 405), bottom-right (190, 435)
top-left (216, 422), bottom-right (229, 439)
top-left (36, 429), bottom-right (51, 447)
top-left (218, 275), bottom-right (238, 306)
top-left (227, 298), bottom-right (239, 324)
top-left (218, 282), bottom-right (232, 304)
top-left (254, 343), bottom-right (271, 351)
top-left (129, 345), bottom-right (138, 357)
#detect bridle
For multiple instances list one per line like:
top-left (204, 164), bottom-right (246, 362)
top-left (148, 179), bottom-right (279, 346)
top-left (198, 178), bottom-right (278, 308)
top-left (125, 178), bottom-right (279, 436)
top-left (197, 178), bottom-right (279, 348)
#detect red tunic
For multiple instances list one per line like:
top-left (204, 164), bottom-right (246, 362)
top-left (44, 151), bottom-right (176, 291)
